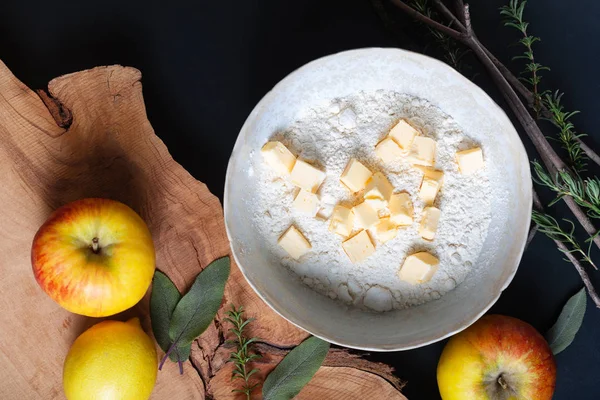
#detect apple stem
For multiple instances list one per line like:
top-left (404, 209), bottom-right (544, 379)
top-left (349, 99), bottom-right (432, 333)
top-left (91, 237), bottom-right (100, 253)
top-left (497, 374), bottom-right (508, 390)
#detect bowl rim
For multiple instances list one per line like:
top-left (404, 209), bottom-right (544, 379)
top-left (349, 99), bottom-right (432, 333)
top-left (224, 47), bottom-right (532, 351)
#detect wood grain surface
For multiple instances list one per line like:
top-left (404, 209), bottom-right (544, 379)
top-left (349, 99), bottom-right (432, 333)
top-left (0, 61), bottom-right (406, 399)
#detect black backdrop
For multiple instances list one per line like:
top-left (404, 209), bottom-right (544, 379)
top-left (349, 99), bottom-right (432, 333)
top-left (2, 0), bottom-right (600, 398)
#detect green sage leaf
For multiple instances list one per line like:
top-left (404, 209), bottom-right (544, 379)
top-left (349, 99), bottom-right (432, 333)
top-left (169, 256), bottom-right (230, 347)
top-left (546, 287), bottom-right (586, 355)
top-left (150, 270), bottom-right (181, 353)
top-left (262, 336), bottom-right (330, 400)
top-left (172, 343), bottom-right (191, 362)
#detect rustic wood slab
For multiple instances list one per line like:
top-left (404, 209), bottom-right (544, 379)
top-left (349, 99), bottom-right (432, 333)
top-left (0, 61), bottom-right (407, 399)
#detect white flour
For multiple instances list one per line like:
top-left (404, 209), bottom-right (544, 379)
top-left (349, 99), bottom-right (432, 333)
top-left (252, 90), bottom-right (491, 311)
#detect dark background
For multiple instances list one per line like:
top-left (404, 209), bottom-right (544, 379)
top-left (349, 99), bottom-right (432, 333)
top-left (2, 0), bottom-right (599, 398)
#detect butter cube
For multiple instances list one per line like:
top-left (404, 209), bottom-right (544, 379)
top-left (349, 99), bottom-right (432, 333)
top-left (342, 230), bottom-right (376, 263)
top-left (419, 177), bottom-right (440, 205)
top-left (408, 136), bottom-right (436, 166)
top-left (364, 172), bottom-right (394, 203)
top-left (278, 225), bottom-right (311, 260)
top-left (352, 201), bottom-right (379, 229)
top-left (375, 138), bottom-right (404, 163)
top-left (290, 159), bottom-right (326, 193)
top-left (365, 198), bottom-right (387, 212)
top-left (414, 165), bottom-right (444, 182)
top-left (456, 147), bottom-right (484, 174)
top-left (419, 206), bottom-right (441, 240)
top-left (293, 190), bottom-right (319, 216)
top-left (375, 218), bottom-right (398, 243)
top-left (329, 205), bottom-right (354, 238)
top-left (316, 208), bottom-right (331, 221)
top-left (389, 119), bottom-right (419, 151)
top-left (261, 141), bottom-right (296, 175)
top-left (340, 159), bottom-right (373, 193)
top-left (398, 252), bottom-right (439, 284)
top-left (388, 193), bottom-right (413, 226)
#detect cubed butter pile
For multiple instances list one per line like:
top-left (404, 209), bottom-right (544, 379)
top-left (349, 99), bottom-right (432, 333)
top-left (261, 117), bottom-right (485, 286)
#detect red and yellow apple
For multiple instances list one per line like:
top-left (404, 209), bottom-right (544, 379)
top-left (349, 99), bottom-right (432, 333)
top-left (31, 198), bottom-right (155, 317)
top-left (437, 314), bottom-right (556, 400)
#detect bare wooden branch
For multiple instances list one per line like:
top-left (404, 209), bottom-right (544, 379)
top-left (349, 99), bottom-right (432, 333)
top-left (432, 0), bottom-right (465, 30)
top-left (526, 223), bottom-right (539, 248)
top-left (532, 191), bottom-right (600, 308)
top-left (557, 240), bottom-right (600, 308)
top-left (480, 28), bottom-right (600, 166)
top-left (578, 138), bottom-right (600, 167)
top-left (427, 0), bottom-right (600, 167)
top-left (389, 0), bottom-right (600, 255)
top-left (454, 0), bottom-right (466, 25)
top-left (463, 3), bottom-right (472, 34)
top-left (389, 0), bottom-right (465, 41)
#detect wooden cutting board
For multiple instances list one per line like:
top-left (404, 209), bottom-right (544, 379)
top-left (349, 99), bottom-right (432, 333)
top-left (0, 61), bottom-right (407, 399)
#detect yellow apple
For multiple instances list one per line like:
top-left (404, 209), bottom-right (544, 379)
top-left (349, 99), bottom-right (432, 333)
top-left (437, 314), bottom-right (556, 400)
top-left (31, 198), bottom-right (155, 317)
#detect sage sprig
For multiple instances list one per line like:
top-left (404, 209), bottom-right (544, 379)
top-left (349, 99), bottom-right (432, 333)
top-left (150, 256), bottom-right (230, 374)
top-left (150, 271), bottom-right (189, 365)
top-left (262, 336), bottom-right (330, 400)
top-left (546, 287), bottom-right (587, 355)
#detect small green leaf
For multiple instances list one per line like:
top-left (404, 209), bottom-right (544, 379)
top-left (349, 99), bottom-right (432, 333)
top-left (169, 257), bottom-right (230, 347)
top-left (150, 270), bottom-right (182, 353)
top-left (262, 336), bottom-right (330, 400)
top-left (546, 287), bottom-right (587, 355)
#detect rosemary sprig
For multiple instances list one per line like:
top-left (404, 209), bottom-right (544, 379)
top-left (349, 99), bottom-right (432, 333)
top-left (410, 0), bottom-right (470, 72)
top-left (531, 211), bottom-right (597, 269)
top-left (533, 161), bottom-right (600, 218)
top-left (543, 91), bottom-right (587, 172)
top-left (225, 305), bottom-right (261, 400)
top-left (500, 0), bottom-right (587, 172)
top-left (499, 0), bottom-right (549, 118)
top-left (387, 0), bottom-right (600, 307)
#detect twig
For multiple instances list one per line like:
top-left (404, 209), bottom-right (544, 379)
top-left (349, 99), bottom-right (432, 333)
top-left (526, 221), bottom-right (538, 248)
top-left (479, 43), bottom-right (600, 248)
top-left (578, 139), bottom-right (600, 167)
top-left (388, 0), bottom-right (600, 251)
top-left (486, 53), bottom-right (600, 165)
top-left (428, 1), bottom-right (600, 167)
top-left (467, 27), bottom-right (600, 250)
top-left (389, 0), bottom-right (600, 308)
top-left (488, 61), bottom-right (600, 168)
top-left (389, 0), bottom-right (465, 41)
top-left (556, 239), bottom-right (600, 308)
top-left (532, 191), bottom-right (600, 308)
top-left (463, 4), bottom-right (472, 34)
top-left (433, 0), bottom-right (464, 29)
top-left (409, 0), bottom-right (471, 72)
top-left (454, 0), bottom-right (466, 24)
top-left (483, 47), bottom-right (536, 106)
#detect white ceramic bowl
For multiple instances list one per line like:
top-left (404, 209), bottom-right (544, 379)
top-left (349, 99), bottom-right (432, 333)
top-left (224, 48), bottom-right (531, 351)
